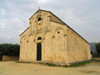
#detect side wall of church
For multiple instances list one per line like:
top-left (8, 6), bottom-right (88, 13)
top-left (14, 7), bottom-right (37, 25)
top-left (67, 27), bottom-right (91, 63)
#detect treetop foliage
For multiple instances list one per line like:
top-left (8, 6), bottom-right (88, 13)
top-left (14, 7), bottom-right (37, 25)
top-left (96, 42), bottom-right (100, 53)
top-left (0, 43), bottom-right (20, 56)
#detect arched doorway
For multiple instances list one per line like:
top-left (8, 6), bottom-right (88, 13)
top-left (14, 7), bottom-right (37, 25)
top-left (37, 43), bottom-right (42, 61)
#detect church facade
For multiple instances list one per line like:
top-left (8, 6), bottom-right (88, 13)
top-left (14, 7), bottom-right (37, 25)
top-left (19, 9), bottom-right (91, 64)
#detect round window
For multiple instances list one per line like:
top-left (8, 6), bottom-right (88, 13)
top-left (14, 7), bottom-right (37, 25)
top-left (58, 31), bottom-right (60, 34)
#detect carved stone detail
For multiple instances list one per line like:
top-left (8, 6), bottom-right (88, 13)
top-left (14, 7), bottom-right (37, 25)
top-left (27, 40), bottom-right (29, 43)
top-left (64, 35), bottom-right (67, 37)
top-left (33, 39), bottom-right (35, 42)
top-left (52, 36), bottom-right (55, 38)
top-left (43, 37), bottom-right (45, 40)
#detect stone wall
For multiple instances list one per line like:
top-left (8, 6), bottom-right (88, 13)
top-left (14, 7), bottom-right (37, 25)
top-left (67, 26), bottom-right (91, 63)
top-left (3, 55), bottom-right (19, 61)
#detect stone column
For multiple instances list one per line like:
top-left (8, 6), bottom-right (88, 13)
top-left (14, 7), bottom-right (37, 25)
top-left (64, 35), bottom-right (68, 63)
top-left (33, 39), bottom-right (36, 61)
top-left (65, 28), bottom-right (68, 64)
top-left (34, 41), bottom-right (37, 61)
top-left (42, 38), bottom-right (45, 61)
top-left (27, 40), bottom-right (29, 61)
top-left (52, 36), bottom-right (55, 62)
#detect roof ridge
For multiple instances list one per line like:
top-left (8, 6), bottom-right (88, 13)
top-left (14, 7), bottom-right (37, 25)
top-left (29, 9), bottom-right (51, 20)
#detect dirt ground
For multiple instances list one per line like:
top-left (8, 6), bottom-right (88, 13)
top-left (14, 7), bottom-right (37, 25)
top-left (0, 60), bottom-right (100, 75)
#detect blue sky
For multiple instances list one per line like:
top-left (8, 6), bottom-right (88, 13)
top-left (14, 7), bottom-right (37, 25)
top-left (0, 0), bottom-right (100, 44)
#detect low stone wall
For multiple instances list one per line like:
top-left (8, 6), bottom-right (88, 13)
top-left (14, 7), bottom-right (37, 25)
top-left (2, 55), bottom-right (19, 61)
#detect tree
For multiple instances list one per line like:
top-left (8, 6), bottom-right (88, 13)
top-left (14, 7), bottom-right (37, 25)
top-left (0, 43), bottom-right (20, 56)
top-left (96, 42), bottom-right (100, 53)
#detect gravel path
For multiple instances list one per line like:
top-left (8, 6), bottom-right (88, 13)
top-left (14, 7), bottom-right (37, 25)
top-left (0, 61), bottom-right (100, 75)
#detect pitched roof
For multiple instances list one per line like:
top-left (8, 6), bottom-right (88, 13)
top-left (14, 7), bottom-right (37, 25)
top-left (22, 9), bottom-right (89, 44)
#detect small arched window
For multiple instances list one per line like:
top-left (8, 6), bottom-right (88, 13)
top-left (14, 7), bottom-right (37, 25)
top-left (37, 37), bottom-right (42, 40)
top-left (38, 17), bottom-right (41, 21)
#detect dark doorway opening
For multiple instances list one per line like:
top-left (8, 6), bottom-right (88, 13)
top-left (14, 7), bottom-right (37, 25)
top-left (37, 43), bottom-right (42, 61)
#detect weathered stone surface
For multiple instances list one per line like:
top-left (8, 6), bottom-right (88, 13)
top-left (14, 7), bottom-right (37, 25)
top-left (2, 55), bottom-right (19, 61)
top-left (66, 64), bottom-right (70, 67)
top-left (19, 9), bottom-right (91, 64)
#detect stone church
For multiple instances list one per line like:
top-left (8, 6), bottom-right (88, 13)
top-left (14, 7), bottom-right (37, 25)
top-left (19, 9), bottom-right (91, 64)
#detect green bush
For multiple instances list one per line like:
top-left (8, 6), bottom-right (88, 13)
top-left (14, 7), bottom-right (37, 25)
top-left (0, 43), bottom-right (20, 56)
top-left (91, 51), bottom-right (97, 57)
top-left (96, 42), bottom-right (100, 53)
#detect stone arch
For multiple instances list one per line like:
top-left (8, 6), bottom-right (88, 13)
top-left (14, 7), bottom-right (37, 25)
top-left (20, 35), bottom-right (26, 42)
top-left (55, 27), bottom-right (65, 35)
top-left (35, 31), bottom-right (42, 37)
top-left (37, 15), bottom-right (41, 19)
top-left (27, 35), bottom-right (34, 61)
top-left (54, 28), bottom-right (65, 61)
top-left (28, 33), bottom-right (33, 38)
top-left (20, 37), bottom-right (27, 60)
top-left (35, 33), bottom-right (43, 42)
top-left (36, 15), bottom-right (43, 30)
top-left (28, 33), bottom-right (34, 41)
top-left (44, 30), bottom-right (52, 35)
top-left (44, 31), bottom-right (53, 60)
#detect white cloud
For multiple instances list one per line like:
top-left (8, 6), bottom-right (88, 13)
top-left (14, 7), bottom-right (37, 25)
top-left (37, 0), bottom-right (51, 4)
top-left (0, 0), bottom-right (100, 44)
top-left (1, 23), bottom-right (5, 28)
top-left (54, 8), bottom-right (89, 27)
top-left (2, 9), bottom-right (5, 15)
